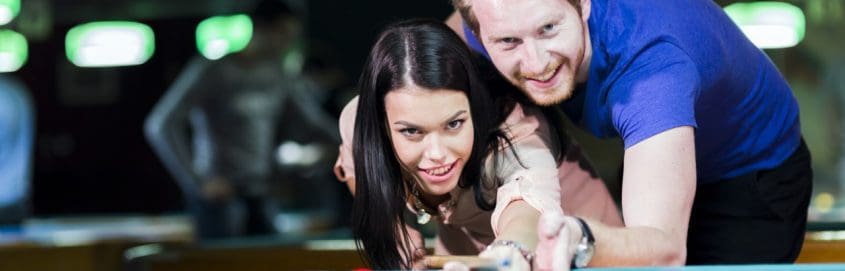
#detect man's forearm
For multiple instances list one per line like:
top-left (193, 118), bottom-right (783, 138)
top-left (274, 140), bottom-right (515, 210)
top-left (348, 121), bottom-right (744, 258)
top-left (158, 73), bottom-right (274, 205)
top-left (587, 219), bottom-right (686, 267)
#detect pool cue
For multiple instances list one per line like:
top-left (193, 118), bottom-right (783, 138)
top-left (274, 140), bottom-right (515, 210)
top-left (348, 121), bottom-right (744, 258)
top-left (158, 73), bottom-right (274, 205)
top-left (424, 255), bottom-right (498, 269)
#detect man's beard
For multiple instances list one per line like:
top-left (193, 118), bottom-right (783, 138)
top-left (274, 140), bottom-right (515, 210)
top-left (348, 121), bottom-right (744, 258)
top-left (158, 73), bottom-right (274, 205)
top-left (510, 59), bottom-right (576, 106)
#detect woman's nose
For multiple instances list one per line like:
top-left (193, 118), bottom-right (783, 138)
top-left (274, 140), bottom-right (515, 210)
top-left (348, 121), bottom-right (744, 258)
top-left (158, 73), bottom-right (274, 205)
top-left (424, 134), bottom-right (447, 162)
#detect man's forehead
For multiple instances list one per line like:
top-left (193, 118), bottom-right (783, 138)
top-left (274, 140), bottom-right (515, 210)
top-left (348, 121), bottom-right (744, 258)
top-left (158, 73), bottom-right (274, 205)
top-left (473, 0), bottom-right (560, 35)
top-left (470, 0), bottom-right (510, 18)
top-left (472, 0), bottom-right (522, 27)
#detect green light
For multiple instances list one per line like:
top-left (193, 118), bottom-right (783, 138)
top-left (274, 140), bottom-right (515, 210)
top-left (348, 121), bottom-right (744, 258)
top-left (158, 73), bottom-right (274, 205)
top-left (0, 0), bottom-right (20, 25)
top-left (724, 2), bottom-right (805, 49)
top-left (66, 21), bottom-right (155, 67)
top-left (196, 14), bottom-right (253, 60)
top-left (0, 29), bottom-right (27, 72)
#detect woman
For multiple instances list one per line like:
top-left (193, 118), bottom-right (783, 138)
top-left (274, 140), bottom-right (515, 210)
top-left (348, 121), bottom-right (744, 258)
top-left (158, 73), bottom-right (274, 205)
top-left (334, 19), bottom-right (621, 270)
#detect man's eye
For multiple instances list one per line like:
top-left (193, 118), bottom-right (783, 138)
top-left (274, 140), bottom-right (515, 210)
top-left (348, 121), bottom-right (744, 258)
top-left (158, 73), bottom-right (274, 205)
top-left (542, 23), bottom-right (556, 32)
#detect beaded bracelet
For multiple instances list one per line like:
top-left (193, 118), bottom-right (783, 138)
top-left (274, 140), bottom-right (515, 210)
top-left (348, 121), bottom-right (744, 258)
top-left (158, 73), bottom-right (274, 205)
top-left (484, 239), bottom-right (535, 266)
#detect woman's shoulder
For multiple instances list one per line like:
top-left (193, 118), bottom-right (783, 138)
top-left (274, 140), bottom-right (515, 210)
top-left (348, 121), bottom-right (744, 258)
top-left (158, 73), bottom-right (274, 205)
top-left (339, 96), bottom-right (359, 143)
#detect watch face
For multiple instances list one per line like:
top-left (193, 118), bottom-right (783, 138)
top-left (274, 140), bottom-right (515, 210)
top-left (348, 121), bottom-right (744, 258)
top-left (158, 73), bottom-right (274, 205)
top-left (574, 240), bottom-right (595, 267)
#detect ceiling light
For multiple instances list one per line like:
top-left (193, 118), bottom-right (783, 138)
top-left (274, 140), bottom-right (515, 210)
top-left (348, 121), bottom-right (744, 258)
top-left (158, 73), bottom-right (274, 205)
top-left (196, 14), bottom-right (252, 60)
top-left (0, 0), bottom-right (20, 26)
top-left (725, 1), bottom-right (806, 49)
top-left (66, 21), bottom-right (155, 67)
top-left (0, 29), bottom-right (27, 72)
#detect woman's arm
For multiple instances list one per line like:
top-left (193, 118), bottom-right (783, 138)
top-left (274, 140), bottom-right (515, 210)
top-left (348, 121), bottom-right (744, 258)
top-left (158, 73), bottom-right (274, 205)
top-left (333, 96), bottom-right (358, 194)
top-left (496, 201), bottom-right (542, 247)
top-left (476, 105), bottom-right (565, 270)
top-left (400, 222), bottom-right (428, 269)
top-left (481, 200), bottom-right (541, 270)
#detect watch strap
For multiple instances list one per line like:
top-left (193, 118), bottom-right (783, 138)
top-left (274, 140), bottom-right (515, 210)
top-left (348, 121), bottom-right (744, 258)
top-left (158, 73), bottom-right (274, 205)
top-left (574, 217), bottom-right (594, 243)
top-left (571, 217), bottom-right (595, 269)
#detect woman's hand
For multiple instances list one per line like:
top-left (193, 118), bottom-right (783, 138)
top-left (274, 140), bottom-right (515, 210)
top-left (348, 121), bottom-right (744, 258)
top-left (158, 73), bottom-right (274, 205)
top-left (441, 242), bottom-right (531, 271)
top-left (399, 224), bottom-right (427, 269)
top-left (479, 244), bottom-right (532, 270)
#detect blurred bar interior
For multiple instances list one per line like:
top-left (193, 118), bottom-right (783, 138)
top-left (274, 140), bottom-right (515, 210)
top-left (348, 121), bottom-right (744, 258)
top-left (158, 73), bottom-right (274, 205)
top-left (1, 0), bottom-right (845, 270)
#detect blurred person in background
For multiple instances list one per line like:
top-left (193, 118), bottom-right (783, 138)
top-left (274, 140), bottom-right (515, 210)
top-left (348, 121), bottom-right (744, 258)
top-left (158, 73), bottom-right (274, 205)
top-left (0, 75), bottom-right (35, 225)
top-left (144, 0), bottom-right (340, 240)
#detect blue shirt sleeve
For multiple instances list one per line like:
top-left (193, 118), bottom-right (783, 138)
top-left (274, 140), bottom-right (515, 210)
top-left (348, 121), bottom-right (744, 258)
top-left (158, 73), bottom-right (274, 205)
top-left (607, 42), bottom-right (700, 148)
top-left (462, 22), bottom-right (490, 59)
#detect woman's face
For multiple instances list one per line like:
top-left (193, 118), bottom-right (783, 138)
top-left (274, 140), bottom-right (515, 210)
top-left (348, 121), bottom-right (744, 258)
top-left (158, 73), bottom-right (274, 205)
top-left (384, 85), bottom-right (474, 197)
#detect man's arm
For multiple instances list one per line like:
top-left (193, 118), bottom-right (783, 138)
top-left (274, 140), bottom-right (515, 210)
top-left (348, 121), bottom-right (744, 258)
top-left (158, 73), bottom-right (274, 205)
top-left (445, 11), bottom-right (467, 42)
top-left (536, 126), bottom-right (695, 269)
top-left (144, 57), bottom-right (211, 198)
top-left (287, 78), bottom-right (341, 145)
top-left (588, 126), bottom-right (696, 266)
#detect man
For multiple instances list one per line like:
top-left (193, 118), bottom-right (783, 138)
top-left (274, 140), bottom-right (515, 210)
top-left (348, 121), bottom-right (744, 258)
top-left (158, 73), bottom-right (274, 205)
top-left (447, 0), bottom-right (812, 268)
top-left (145, 0), bottom-right (340, 239)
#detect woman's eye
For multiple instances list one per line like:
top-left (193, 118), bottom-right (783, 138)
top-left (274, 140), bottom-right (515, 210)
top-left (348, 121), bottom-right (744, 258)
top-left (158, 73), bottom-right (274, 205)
top-left (447, 119), bottom-right (465, 130)
top-left (542, 23), bottom-right (555, 32)
top-left (400, 128), bottom-right (420, 137)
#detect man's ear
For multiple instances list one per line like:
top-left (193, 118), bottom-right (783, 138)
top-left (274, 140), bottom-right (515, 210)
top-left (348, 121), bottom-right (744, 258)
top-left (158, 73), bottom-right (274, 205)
top-left (580, 0), bottom-right (591, 21)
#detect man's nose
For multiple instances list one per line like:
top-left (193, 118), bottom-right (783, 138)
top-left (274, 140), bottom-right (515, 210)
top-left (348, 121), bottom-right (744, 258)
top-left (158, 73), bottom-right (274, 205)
top-left (520, 39), bottom-right (549, 76)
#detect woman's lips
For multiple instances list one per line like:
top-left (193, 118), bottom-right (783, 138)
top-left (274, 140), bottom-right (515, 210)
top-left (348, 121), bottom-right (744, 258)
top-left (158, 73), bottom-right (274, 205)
top-left (419, 161), bottom-right (458, 184)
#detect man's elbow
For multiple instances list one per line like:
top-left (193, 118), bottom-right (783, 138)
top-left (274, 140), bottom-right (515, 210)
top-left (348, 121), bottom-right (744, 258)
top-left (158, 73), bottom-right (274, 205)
top-left (656, 244), bottom-right (686, 266)
top-left (143, 115), bottom-right (165, 143)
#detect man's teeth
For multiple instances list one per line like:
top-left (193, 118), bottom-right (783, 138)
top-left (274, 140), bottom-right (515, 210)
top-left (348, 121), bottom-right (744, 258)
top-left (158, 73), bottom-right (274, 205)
top-left (534, 72), bottom-right (553, 81)
top-left (529, 66), bottom-right (558, 81)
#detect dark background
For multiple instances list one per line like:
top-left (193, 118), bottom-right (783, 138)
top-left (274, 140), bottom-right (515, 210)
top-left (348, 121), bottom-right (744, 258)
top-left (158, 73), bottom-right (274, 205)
top-left (11, 0), bottom-right (453, 216)
top-left (6, 0), bottom-right (845, 223)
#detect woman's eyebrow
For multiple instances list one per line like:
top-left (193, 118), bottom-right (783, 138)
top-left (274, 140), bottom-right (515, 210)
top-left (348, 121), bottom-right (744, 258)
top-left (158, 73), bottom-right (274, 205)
top-left (392, 110), bottom-right (468, 126)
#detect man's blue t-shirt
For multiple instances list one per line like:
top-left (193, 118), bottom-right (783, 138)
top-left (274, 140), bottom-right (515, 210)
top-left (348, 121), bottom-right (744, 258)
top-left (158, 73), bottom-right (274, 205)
top-left (465, 0), bottom-right (801, 183)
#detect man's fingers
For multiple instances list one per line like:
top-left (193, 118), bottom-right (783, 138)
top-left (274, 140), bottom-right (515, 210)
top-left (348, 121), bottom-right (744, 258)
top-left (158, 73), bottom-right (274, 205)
top-left (540, 212), bottom-right (566, 238)
top-left (552, 221), bottom-right (571, 271)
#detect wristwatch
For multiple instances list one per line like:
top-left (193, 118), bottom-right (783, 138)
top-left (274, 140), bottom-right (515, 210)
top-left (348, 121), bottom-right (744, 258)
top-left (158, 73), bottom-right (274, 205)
top-left (571, 217), bottom-right (595, 268)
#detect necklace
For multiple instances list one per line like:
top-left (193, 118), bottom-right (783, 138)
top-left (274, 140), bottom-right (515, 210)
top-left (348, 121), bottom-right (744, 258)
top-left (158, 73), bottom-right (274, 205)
top-left (410, 181), bottom-right (438, 225)
top-left (412, 196), bottom-right (433, 225)
top-left (410, 188), bottom-right (458, 225)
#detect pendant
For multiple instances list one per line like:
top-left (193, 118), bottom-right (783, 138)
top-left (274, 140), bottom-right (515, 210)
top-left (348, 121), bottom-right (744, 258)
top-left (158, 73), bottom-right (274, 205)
top-left (417, 210), bottom-right (432, 225)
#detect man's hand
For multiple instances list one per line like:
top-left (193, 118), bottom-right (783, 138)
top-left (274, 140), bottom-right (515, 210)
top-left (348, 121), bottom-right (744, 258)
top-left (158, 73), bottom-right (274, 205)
top-left (201, 176), bottom-right (234, 201)
top-left (535, 213), bottom-right (582, 271)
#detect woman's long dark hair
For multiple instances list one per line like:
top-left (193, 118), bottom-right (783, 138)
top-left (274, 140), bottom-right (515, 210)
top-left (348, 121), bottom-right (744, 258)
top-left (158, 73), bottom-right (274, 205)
top-left (351, 19), bottom-right (508, 269)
